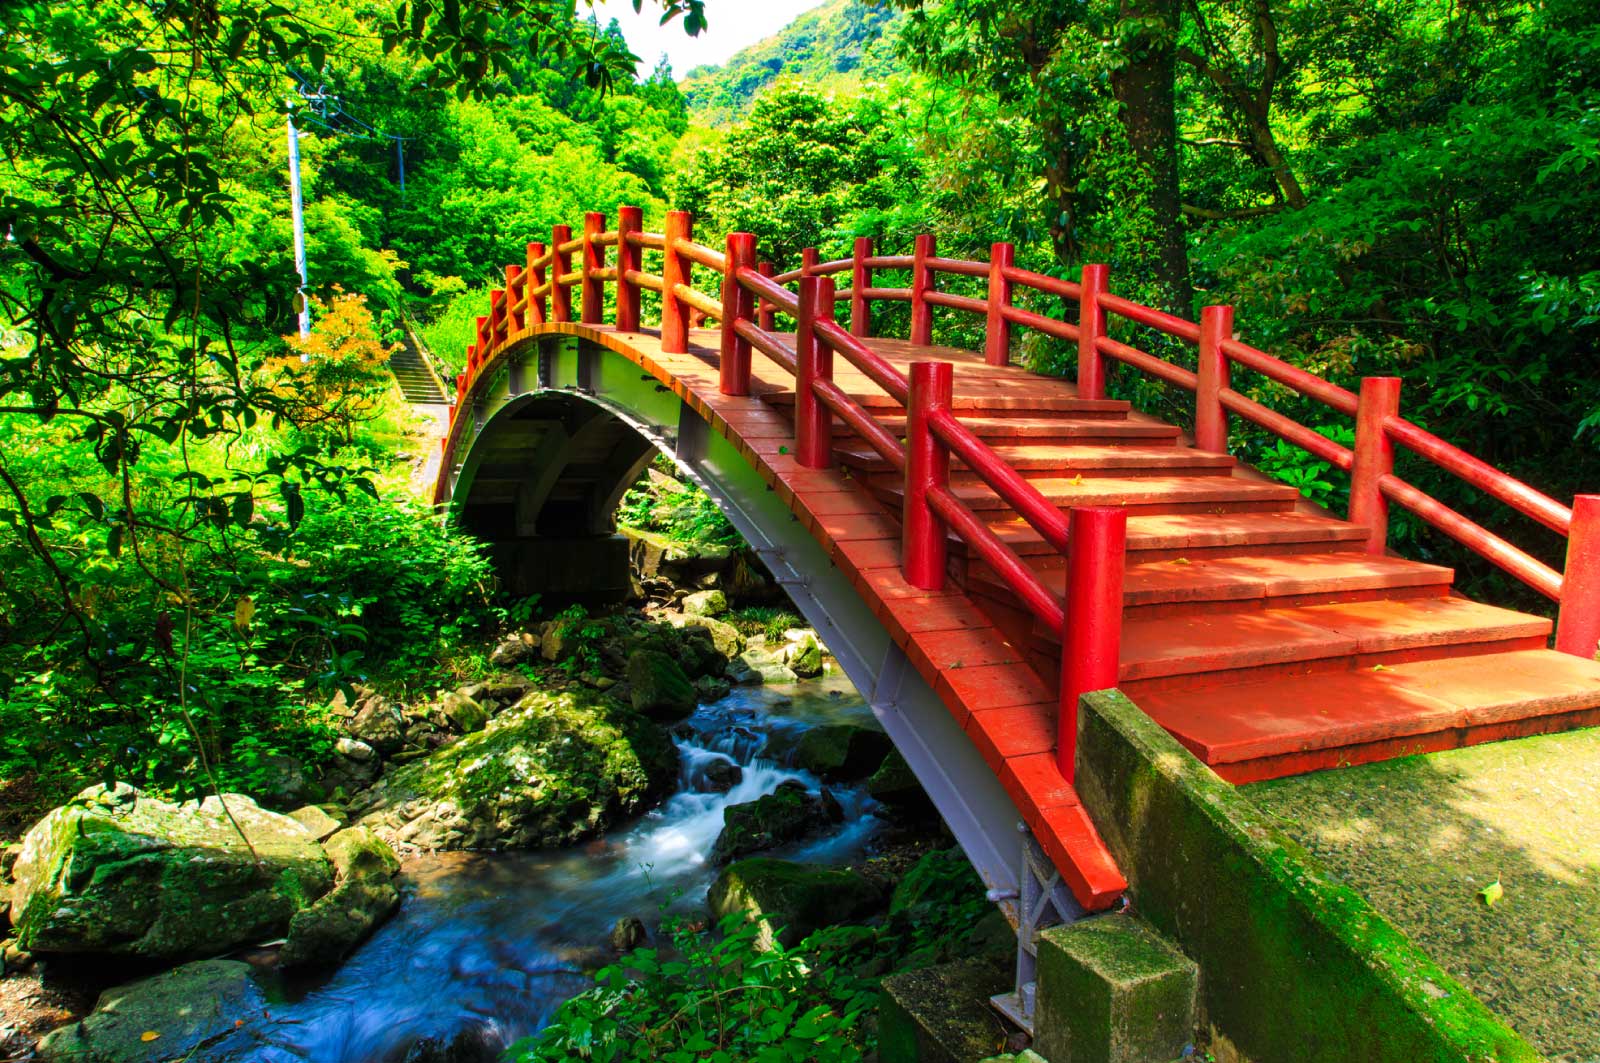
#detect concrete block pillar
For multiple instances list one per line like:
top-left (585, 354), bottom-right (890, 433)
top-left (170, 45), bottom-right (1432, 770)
top-left (1034, 915), bottom-right (1196, 1063)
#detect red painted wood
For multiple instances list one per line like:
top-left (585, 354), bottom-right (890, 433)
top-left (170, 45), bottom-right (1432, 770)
top-left (985, 242), bottom-right (1014, 366)
top-left (910, 234), bottom-right (935, 346)
top-left (550, 224), bottom-right (573, 323)
top-left (718, 232), bottom-right (757, 396)
top-left (615, 206), bottom-right (642, 332)
top-left (1556, 494), bottom-right (1600, 658)
top-left (505, 266), bottom-right (525, 332)
top-left (1195, 305), bottom-right (1232, 453)
top-left (1058, 507), bottom-right (1127, 780)
top-left (756, 261), bottom-right (777, 332)
top-left (660, 210), bottom-right (692, 353)
top-left (851, 236), bottom-right (873, 337)
top-left (581, 211), bottom-right (605, 325)
top-left (801, 246), bottom-right (819, 279)
top-left (1077, 264), bottom-right (1109, 400)
top-left (1350, 376), bottom-right (1401, 553)
top-left (526, 241), bottom-right (547, 325)
top-left (904, 360), bottom-right (952, 589)
top-left (488, 288), bottom-right (506, 342)
top-left (795, 276), bottom-right (834, 469)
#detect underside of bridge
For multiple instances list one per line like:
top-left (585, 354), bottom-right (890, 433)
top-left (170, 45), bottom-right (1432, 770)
top-left (453, 380), bottom-right (655, 603)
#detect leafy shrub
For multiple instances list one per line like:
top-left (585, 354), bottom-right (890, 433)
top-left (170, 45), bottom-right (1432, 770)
top-left (615, 458), bottom-right (740, 548)
top-left (729, 606), bottom-right (804, 643)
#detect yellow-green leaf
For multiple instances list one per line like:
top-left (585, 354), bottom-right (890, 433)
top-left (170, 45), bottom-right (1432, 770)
top-left (1477, 880), bottom-right (1503, 907)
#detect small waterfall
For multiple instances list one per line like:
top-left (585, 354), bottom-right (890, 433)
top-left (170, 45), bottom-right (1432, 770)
top-left (237, 677), bottom-right (884, 1063)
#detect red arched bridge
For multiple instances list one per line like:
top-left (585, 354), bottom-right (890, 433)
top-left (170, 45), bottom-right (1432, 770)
top-left (432, 206), bottom-right (1600, 1021)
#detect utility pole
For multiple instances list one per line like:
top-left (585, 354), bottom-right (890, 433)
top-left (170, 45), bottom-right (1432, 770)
top-left (286, 104), bottom-right (311, 340)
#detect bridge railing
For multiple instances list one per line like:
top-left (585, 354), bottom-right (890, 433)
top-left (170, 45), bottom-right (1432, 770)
top-left (446, 206), bottom-right (1600, 774)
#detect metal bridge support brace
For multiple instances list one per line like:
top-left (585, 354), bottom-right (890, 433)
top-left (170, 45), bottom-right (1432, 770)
top-left (992, 830), bottom-right (1086, 1034)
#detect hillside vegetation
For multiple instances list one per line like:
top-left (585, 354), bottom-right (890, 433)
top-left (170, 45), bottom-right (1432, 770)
top-left (680, 0), bottom-right (905, 125)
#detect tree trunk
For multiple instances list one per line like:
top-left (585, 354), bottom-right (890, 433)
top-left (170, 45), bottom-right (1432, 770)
top-left (1109, 0), bottom-right (1192, 316)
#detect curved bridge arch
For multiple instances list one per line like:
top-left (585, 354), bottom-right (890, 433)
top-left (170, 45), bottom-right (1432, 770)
top-left (436, 322), bottom-right (1039, 921)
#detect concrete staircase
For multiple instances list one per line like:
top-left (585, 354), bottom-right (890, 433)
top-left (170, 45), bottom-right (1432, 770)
top-left (388, 339), bottom-right (449, 405)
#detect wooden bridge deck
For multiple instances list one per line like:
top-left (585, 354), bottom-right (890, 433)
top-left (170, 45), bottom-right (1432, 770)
top-left (459, 322), bottom-right (1600, 908)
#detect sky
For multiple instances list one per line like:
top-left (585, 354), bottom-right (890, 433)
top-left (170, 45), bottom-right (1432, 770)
top-left (590, 0), bottom-right (831, 79)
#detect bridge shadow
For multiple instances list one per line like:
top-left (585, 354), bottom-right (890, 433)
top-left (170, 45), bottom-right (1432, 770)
top-left (1245, 727), bottom-right (1600, 1062)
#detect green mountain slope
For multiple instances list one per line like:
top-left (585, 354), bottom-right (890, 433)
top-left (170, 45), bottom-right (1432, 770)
top-left (681, 0), bottom-right (906, 125)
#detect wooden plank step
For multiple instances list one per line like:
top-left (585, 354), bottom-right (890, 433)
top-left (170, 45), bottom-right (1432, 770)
top-left (760, 388), bottom-right (1130, 417)
top-left (1124, 648), bottom-right (1600, 782)
top-left (832, 414), bottom-right (1182, 445)
top-left (959, 512), bottom-right (1368, 562)
top-left (1117, 597), bottom-right (1550, 684)
top-left (837, 443), bottom-right (1235, 480)
top-left (874, 474), bottom-right (1301, 516)
top-left (967, 551), bottom-right (1454, 617)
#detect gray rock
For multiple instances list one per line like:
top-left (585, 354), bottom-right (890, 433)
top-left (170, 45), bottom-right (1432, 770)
top-left (279, 827), bottom-right (400, 968)
top-left (10, 785), bottom-right (332, 960)
top-left (336, 736), bottom-right (378, 762)
top-left (610, 915), bottom-right (647, 953)
top-left (682, 589), bottom-right (728, 617)
top-left (357, 690), bottom-right (678, 852)
top-left (626, 649), bottom-right (697, 722)
top-left (36, 959), bottom-right (263, 1062)
top-left (710, 782), bottom-right (842, 864)
top-left (709, 858), bottom-right (885, 950)
top-left (785, 633), bottom-right (824, 678)
top-left (288, 805), bottom-right (344, 841)
top-left (702, 758), bottom-right (743, 794)
top-left (256, 753), bottom-right (320, 807)
top-left (794, 724), bottom-right (893, 782)
top-left (489, 631), bottom-right (541, 667)
top-left (695, 674), bottom-right (733, 703)
top-left (438, 691), bottom-right (488, 734)
top-left (347, 698), bottom-right (406, 755)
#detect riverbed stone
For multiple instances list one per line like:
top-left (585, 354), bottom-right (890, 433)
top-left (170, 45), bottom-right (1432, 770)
top-left (666, 612), bottom-right (744, 659)
top-left (35, 959), bottom-right (263, 1063)
top-left (354, 689), bottom-right (678, 852)
top-left (9, 785), bottom-right (333, 961)
top-left (794, 724), bottom-right (893, 781)
top-left (703, 758), bottom-right (743, 793)
top-left (867, 750), bottom-right (934, 819)
top-left (788, 634), bottom-right (824, 678)
top-left (708, 858), bottom-right (884, 950)
top-left (878, 957), bottom-right (1013, 1063)
top-left (682, 589), bottom-right (728, 617)
top-left (288, 805), bottom-right (344, 841)
top-left (710, 782), bottom-right (843, 864)
top-left (627, 649), bottom-right (697, 721)
top-left (610, 916), bottom-right (647, 953)
top-left (347, 698), bottom-right (406, 755)
top-left (489, 631), bottom-right (541, 667)
top-left (279, 827), bottom-right (401, 968)
top-left (438, 691), bottom-right (488, 734)
top-left (695, 674), bottom-right (733, 703)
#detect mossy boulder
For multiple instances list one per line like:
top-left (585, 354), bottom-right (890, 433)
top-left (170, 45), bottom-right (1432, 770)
top-left (355, 689), bottom-right (678, 851)
top-left (277, 826), bottom-right (401, 968)
top-left (682, 589), bottom-right (728, 617)
top-left (710, 782), bottom-right (843, 864)
top-left (794, 724), bottom-right (893, 781)
top-left (627, 649), bottom-right (698, 721)
top-left (890, 847), bottom-right (985, 917)
top-left (867, 750), bottom-right (935, 819)
top-left (36, 959), bottom-right (263, 1062)
top-left (10, 784), bottom-right (333, 961)
top-left (708, 858), bottom-right (885, 950)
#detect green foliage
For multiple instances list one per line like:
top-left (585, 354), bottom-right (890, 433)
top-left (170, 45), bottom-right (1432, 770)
top-left (517, 848), bottom-right (991, 1060)
top-left (680, 0), bottom-right (907, 126)
top-left (615, 459), bottom-right (740, 548)
top-left (729, 606), bottom-right (804, 644)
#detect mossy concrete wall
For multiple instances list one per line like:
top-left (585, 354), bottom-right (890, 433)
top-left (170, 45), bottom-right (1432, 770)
top-left (1072, 689), bottom-right (1539, 1063)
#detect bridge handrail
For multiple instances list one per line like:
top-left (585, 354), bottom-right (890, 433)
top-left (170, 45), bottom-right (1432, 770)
top-left (446, 207), bottom-right (1600, 770)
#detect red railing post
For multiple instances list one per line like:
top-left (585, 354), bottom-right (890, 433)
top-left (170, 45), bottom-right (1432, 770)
top-left (1195, 304), bottom-right (1234, 453)
top-left (489, 289), bottom-right (507, 345)
top-left (801, 246), bottom-right (819, 280)
top-left (903, 360), bottom-right (952, 590)
top-left (550, 224), bottom-right (573, 323)
top-left (719, 232), bottom-right (757, 396)
top-left (795, 276), bottom-right (835, 470)
top-left (615, 206), bottom-right (642, 333)
top-left (1556, 495), bottom-right (1600, 659)
top-left (1350, 376), bottom-right (1402, 554)
top-left (526, 242), bottom-right (547, 325)
top-left (505, 266), bottom-right (525, 332)
top-left (985, 241), bottom-right (1015, 366)
top-left (660, 210), bottom-right (692, 353)
top-left (1077, 264), bottom-right (1109, 400)
top-left (850, 236), bottom-right (873, 338)
top-left (910, 233), bottom-right (935, 346)
top-left (1058, 506), bottom-right (1128, 781)
top-left (581, 210), bottom-right (605, 325)
top-left (474, 316), bottom-right (489, 358)
top-left (756, 262), bottom-right (776, 331)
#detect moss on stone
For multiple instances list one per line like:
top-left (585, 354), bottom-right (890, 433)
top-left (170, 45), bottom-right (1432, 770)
top-left (626, 648), bottom-right (698, 721)
top-left (877, 956), bottom-right (1012, 1063)
top-left (1073, 689), bottom-right (1540, 1063)
top-left (356, 688), bottom-right (678, 851)
top-left (708, 857), bottom-right (884, 950)
top-left (793, 723), bottom-right (892, 781)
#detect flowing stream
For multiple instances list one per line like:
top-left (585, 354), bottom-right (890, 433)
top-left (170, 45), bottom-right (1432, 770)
top-left (239, 676), bottom-right (885, 1063)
